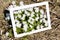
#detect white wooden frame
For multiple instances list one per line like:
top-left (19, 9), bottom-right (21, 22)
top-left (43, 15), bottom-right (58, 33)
top-left (9, 1), bottom-right (51, 38)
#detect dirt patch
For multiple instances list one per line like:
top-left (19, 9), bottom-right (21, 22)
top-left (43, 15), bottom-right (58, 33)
top-left (0, 0), bottom-right (60, 40)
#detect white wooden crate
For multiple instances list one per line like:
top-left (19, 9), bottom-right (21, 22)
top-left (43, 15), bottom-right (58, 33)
top-left (9, 1), bottom-right (51, 38)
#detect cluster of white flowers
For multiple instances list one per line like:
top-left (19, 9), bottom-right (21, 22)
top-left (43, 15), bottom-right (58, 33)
top-left (25, 10), bottom-right (30, 16)
top-left (21, 14), bottom-right (26, 20)
top-left (15, 20), bottom-right (21, 28)
top-left (34, 7), bottom-right (39, 12)
top-left (14, 7), bottom-right (48, 32)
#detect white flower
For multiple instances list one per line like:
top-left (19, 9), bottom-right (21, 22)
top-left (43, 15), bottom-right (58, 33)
top-left (31, 10), bottom-right (34, 13)
top-left (32, 29), bottom-right (35, 31)
top-left (15, 19), bottom-right (22, 27)
top-left (45, 22), bottom-right (48, 26)
top-left (40, 19), bottom-right (43, 22)
top-left (19, 1), bottom-right (24, 6)
top-left (27, 13), bottom-right (30, 16)
top-left (42, 19), bottom-right (48, 26)
top-left (18, 10), bottom-right (21, 13)
top-left (14, 12), bottom-right (18, 13)
top-left (16, 23), bottom-right (21, 28)
top-left (29, 17), bottom-right (34, 21)
top-left (18, 14), bottom-right (21, 18)
top-left (34, 7), bottom-right (39, 12)
top-left (31, 12), bottom-right (34, 17)
top-left (40, 15), bottom-right (43, 18)
top-left (37, 25), bottom-right (40, 29)
top-left (28, 8), bottom-right (33, 11)
top-left (29, 17), bottom-right (32, 20)
top-left (25, 11), bottom-right (30, 16)
top-left (35, 17), bottom-right (39, 21)
top-left (30, 25), bottom-right (32, 28)
top-left (15, 20), bottom-right (19, 23)
top-left (23, 24), bottom-right (28, 31)
top-left (40, 9), bottom-right (44, 15)
top-left (21, 14), bottom-right (25, 20)
top-left (25, 10), bottom-right (28, 14)
top-left (44, 15), bottom-right (46, 18)
top-left (36, 14), bottom-right (38, 17)
top-left (28, 19), bottom-right (31, 23)
top-left (28, 18), bottom-right (34, 24)
top-left (42, 18), bottom-right (46, 23)
top-left (23, 22), bottom-right (26, 25)
top-left (44, 20), bottom-right (48, 26)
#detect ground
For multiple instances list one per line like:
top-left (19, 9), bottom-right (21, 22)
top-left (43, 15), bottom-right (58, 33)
top-left (0, 0), bottom-right (60, 40)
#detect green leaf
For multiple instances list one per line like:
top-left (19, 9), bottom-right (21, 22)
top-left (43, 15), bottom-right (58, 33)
top-left (8, 28), bottom-right (13, 38)
top-left (42, 21), bottom-right (45, 26)
top-left (26, 10), bottom-right (31, 13)
top-left (27, 27), bottom-right (33, 32)
top-left (33, 8), bottom-right (35, 12)
top-left (14, 14), bottom-right (18, 16)
top-left (16, 17), bottom-right (22, 23)
top-left (25, 16), bottom-right (29, 21)
top-left (33, 20), bottom-right (38, 30)
top-left (16, 27), bottom-right (25, 34)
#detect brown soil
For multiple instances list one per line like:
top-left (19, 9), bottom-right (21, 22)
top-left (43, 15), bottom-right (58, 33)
top-left (0, 0), bottom-right (60, 40)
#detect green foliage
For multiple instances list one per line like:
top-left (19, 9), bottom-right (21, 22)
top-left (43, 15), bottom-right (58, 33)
top-left (38, 10), bottom-right (41, 15)
top-left (33, 20), bottom-right (38, 30)
top-left (16, 17), bottom-right (22, 23)
top-left (26, 10), bottom-right (31, 13)
top-left (22, 11), bottom-right (25, 14)
top-left (16, 27), bottom-right (25, 34)
top-left (18, 11), bottom-right (24, 17)
top-left (13, 7), bottom-right (47, 33)
top-left (41, 21), bottom-right (45, 26)
top-left (32, 14), bottom-right (37, 19)
top-left (27, 26), bottom-right (33, 32)
top-left (25, 16), bottom-right (29, 21)
top-left (14, 14), bottom-right (18, 17)
top-left (8, 28), bottom-right (13, 38)
top-left (33, 8), bottom-right (35, 12)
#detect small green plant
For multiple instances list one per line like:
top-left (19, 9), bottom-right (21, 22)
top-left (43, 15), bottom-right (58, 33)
top-left (8, 28), bottom-right (13, 38)
top-left (16, 27), bottom-right (25, 34)
top-left (13, 7), bottom-right (48, 34)
top-left (27, 25), bottom-right (33, 32)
